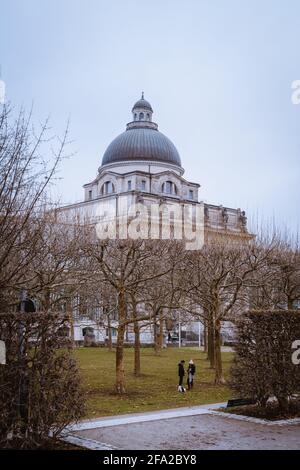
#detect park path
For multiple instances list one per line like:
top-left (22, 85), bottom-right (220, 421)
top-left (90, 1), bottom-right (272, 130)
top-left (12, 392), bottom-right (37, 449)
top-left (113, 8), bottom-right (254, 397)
top-left (67, 402), bottom-right (227, 432)
top-left (63, 402), bottom-right (300, 450)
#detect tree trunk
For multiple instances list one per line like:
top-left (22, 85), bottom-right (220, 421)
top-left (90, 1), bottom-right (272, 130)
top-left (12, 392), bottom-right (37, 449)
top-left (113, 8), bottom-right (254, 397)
top-left (69, 311), bottom-right (75, 349)
top-left (134, 320), bottom-right (141, 376)
top-left (214, 318), bottom-right (225, 385)
top-left (66, 298), bottom-right (75, 348)
top-left (116, 289), bottom-right (126, 394)
top-left (154, 326), bottom-right (160, 354)
top-left (207, 323), bottom-right (211, 361)
top-left (203, 319), bottom-right (207, 353)
top-left (153, 311), bottom-right (160, 355)
top-left (107, 315), bottom-right (113, 351)
top-left (207, 318), bottom-right (215, 368)
top-left (44, 287), bottom-right (51, 310)
top-left (158, 311), bottom-right (164, 351)
top-left (130, 295), bottom-right (141, 376)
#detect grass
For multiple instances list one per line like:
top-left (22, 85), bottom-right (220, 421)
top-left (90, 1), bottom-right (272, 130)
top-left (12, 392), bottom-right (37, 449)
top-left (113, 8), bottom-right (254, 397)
top-left (74, 347), bottom-right (233, 418)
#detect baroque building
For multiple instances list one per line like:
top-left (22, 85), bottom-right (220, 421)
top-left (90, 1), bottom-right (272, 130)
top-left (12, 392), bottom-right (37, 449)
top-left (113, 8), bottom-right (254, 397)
top-left (61, 94), bottom-right (252, 244)
top-left (60, 94), bottom-right (252, 345)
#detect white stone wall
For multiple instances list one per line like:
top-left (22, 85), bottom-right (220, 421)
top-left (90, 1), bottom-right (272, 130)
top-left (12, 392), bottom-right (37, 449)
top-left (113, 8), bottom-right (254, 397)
top-left (84, 167), bottom-right (199, 203)
top-left (99, 160), bottom-right (184, 176)
top-left (73, 319), bottom-right (118, 343)
top-left (72, 318), bottom-right (235, 345)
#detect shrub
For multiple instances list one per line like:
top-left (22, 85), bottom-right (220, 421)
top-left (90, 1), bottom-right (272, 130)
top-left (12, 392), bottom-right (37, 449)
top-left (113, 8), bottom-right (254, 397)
top-left (0, 312), bottom-right (86, 449)
top-left (230, 310), bottom-right (300, 412)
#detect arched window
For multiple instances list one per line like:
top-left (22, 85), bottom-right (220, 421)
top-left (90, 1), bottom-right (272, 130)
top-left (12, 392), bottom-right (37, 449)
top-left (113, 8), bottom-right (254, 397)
top-left (162, 181), bottom-right (177, 195)
top-left (82, 327), bottom-right (94, 337)
top-left (139, 112), bottom-right (144, 121)
top-left (146, 113), bottom-right (150, 121)
top-left (134, 113), bottom-right (137, 120)
top-left (101, 181), bottom-right (115, 195)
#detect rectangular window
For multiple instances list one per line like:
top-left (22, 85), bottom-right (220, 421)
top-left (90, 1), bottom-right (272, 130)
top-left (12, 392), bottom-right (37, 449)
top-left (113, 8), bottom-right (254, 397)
top-left (189, 190), bottom-right (193, 199)
top-left (141, 180), bottom-right (146, 190)
top-left (166, 181), bottom-right (172, 194)
top-left (88, 190), bottom-right (92, 200)
top-left (128, 180), bottom-right (131, 190)
top-left (104, 181), bottom-right (114, 194)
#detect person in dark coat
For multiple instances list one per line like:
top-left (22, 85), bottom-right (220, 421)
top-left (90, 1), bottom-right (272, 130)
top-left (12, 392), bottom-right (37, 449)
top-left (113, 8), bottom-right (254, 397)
top-left (178, 360), bottom-right (185, 386)
top-left (187, 359), bottom-right (196, 390)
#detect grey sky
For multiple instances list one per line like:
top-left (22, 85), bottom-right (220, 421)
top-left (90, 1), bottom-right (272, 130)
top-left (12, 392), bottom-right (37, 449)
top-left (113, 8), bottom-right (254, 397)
top-left (1, 0), bottom-right (299, 234)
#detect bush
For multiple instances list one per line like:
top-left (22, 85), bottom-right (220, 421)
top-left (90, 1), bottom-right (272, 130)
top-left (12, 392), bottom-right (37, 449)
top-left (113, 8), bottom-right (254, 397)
top-left (230, 310), bottom-right (300, 412)
top-left (0, 312), bottom-right (86, 449)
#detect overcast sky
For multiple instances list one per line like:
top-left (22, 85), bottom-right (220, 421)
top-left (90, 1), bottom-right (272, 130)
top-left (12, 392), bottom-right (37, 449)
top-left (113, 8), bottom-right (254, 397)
top-left (1, 0), bottom-right (299, 234)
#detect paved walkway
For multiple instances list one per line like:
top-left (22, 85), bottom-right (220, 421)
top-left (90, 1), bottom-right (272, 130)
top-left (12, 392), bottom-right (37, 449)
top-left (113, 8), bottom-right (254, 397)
top-left (65, 403), bottom-right (300, 450)
top-left (68, 402), bottom-right (227, 431)
top-left (71, 414), bottom-right (300, 450)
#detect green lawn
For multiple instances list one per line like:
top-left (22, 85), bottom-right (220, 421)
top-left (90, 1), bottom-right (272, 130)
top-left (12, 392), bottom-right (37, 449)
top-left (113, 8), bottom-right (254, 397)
top-left (74, 347), bottom-right (233, 418)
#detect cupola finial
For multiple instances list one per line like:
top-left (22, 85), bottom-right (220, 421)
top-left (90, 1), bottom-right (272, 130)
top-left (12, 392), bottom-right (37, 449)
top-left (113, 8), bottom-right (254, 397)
top-left (141, 91), bottom-right (144, 99)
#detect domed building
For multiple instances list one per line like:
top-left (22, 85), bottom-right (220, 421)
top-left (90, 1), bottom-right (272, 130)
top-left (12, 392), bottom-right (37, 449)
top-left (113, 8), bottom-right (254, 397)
top-left (68, 94), bottom-right (250, 244)
top-left (82, 93), bottom-right (200, 204)
top-left (59, 94), bottom-right (253, 345)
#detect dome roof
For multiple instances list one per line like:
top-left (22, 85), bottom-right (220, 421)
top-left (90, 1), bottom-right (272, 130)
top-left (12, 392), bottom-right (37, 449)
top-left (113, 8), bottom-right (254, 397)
top-left (132, 98), bottom-right (153, 112)
top-left (102, 128), bottom-right (182, 167)
top-left (101, 95), bottom-right (182, 168)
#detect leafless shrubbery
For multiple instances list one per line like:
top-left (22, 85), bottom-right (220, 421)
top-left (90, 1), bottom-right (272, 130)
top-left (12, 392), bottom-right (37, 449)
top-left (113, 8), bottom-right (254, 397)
top-left (0, 104), bottom-right (85, 448)
top-left (230, 310), bottom-right (300, 413)
top-left (0, 312), bottom-right (85, 449)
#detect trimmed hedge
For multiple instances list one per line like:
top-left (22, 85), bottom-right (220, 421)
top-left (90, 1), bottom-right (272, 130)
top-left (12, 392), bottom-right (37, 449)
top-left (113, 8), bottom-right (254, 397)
top-left (230, 310), bottom-right (300, 411)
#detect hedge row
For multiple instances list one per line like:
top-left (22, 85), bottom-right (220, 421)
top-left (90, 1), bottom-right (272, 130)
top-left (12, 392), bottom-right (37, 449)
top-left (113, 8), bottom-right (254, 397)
top-left (230, 310), bottom-right (300, 411)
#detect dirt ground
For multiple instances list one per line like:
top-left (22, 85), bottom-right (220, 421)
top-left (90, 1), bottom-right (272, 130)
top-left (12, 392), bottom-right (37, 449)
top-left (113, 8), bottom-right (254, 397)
top-left (74, 414), bottom-right (300, 450)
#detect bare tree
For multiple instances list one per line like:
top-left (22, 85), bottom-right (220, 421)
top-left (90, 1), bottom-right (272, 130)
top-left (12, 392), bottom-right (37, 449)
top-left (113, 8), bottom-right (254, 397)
top-left (0, 104), bottom-right (69, 308)
top-left (144, 265), bottom-right (184, 355)
top-left (183, 238), bottom-right (276, 384)
top-left (83, 237), bottom-right (180, 394)
top-left (271, 244), bottom-right (300, 309)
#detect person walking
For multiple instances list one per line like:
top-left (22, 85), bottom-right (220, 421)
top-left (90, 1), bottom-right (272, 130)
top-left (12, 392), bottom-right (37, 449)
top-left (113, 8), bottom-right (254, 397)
top-left (187, 359), bottom-right (196, 390)
top-left (178, 360), bottom-right (185, 389)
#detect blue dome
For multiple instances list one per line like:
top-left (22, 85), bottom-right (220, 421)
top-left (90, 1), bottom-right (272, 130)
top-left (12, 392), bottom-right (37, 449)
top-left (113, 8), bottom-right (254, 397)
top-left (101, 127), bottom-right (182, 167)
